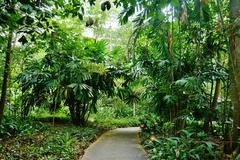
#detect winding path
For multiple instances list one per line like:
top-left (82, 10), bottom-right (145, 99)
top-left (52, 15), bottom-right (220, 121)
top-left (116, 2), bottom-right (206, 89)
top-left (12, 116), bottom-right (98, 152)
top-left (80, 127), bottom-right (148, 160)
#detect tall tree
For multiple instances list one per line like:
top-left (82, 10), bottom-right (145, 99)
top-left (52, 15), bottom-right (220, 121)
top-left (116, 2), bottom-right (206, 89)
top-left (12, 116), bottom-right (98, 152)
top-left (0, 0), bottom-right (90, 123)
top-left (230, 0), bottom-right (240, 153)
top-left (0, 31), bottom-right (13, 123)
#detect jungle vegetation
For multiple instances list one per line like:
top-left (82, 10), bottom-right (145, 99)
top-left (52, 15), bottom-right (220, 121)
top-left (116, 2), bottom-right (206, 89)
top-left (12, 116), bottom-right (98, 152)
top-left (0, 0), bottom-right (240, 159)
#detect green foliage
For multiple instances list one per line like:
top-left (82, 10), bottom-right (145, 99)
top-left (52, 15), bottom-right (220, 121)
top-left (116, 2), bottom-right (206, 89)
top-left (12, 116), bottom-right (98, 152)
top-left (140, 114), bottom-right (223, 159)
top-left (0, 0), bottom-right (237, 158)
top-left (95, 117), bottom-right (140, 129)
top-left (0, 117), bottom-right (45, 138)
top-left (30, 108), bottom-right (69, 120)
top-left (17, 26), bottom-right (132, 125)
top-left (96, 95), bottom-right (135, 118)
top-left (145, 131), bottom-right (222, 160)
top-left (140, 114), bottom-right (163, 134)
top-left (0, 122), bottom-right (102, 160)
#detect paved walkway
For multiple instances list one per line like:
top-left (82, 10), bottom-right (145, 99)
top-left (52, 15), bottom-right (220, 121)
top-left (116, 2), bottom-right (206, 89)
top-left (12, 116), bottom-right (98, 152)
top-left (80, 127), bottom-right (148, 160)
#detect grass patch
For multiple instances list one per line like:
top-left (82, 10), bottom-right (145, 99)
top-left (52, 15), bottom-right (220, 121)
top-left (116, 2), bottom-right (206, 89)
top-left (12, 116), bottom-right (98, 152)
top-left (30, 108), bottom-right (71, 124)
top-left (95, 117), bottom-right (140, 129)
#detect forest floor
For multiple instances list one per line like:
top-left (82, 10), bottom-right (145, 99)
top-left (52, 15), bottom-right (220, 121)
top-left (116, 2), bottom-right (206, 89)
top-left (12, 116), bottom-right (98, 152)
top-left (0, 120), bottom-right (106, 160)
top-left (0, 117), bottom-right (140, 159)
top-left (80, 127), bottom-right (148, 160)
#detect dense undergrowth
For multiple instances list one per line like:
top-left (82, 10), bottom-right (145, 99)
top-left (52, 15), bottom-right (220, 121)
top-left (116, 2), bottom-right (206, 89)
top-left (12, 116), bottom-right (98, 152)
top-left (0, 117), bottom-right (103, 160)
top-left (0, 112), bottom-right (140, 160)
top-left (139, 114), bottom-right (230, 160)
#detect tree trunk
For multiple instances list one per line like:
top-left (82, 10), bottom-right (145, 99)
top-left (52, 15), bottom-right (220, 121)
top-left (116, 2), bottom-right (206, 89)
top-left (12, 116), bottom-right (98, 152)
top-left (133, 103), bottom-right (136, 116)
top-left (230, 0), bottom-right (240, 153)
top-left (0, 31), bottom-right (13, 124)
top-left (204, 80), bottom-right (221, 132)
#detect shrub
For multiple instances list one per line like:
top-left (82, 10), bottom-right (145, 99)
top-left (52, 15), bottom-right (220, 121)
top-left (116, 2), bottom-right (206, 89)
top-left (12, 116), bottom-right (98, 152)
top-left (140, 114), bottom-right (222, 160)
top-left (0, 117), bottom-right (45, 138)
top-left (144, 130), bottom-right (222, 160)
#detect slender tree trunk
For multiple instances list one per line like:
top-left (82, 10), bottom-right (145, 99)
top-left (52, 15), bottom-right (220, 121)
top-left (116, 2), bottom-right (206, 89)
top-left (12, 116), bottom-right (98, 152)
top-left (69, 105), bottom-right (75, 123)
top-left (133, 103), bottom-right (136, 116)
top-left (167, 6), bottom-right (175, 123)
top-left (230, 0), bottom-right (240, 153)
top-left (223, 79), bottom-right (232, 154)
top-left (204, 80), bottom-right (221, 132)
top-left (75, 104), bottom-right (81, 125)
top-left (0, 31), bottom-right (13, 124)
top-left (52, 87), bottom-right (60, 126)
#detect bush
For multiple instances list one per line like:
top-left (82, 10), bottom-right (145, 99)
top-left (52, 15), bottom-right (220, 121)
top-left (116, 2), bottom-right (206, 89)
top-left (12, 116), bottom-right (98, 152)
top-left (139, 114), bottom-right (222, 160)
top-left (0, 117), bottom-right (46, 138)
top-left (139, 114), bottom-right (163, 134)
top-left (144, 130), bottom-right (222, 160)
top-left (96, 96), bottom-right (133, 119)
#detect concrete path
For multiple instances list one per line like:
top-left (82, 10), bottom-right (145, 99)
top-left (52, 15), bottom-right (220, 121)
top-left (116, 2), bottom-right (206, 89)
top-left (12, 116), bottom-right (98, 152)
top-left (81, 127), bottom-right (148, 160)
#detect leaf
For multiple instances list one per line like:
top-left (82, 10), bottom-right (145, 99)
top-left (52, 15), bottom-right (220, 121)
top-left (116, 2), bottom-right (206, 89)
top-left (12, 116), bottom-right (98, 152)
top-left (19, 4), bottom-right (33, 14)
top-left (67, 83), bottom-right (77, 88)
top-left (203, 141), bottom-right (217, 149)
top-left (78, 13), bottom-right (83, 20)
top-left (120, 5), bottom-right (135, 24)
top-left (167, 137), bottom-right (179, 145)
top-left (181, 129), bottom-right (193, 138)
top-left (235, 154), bottom-right (240, 160)
top-left (163, 95), bottom-right (176, 105)
top-left (175, 77), bottom-right (199, 91)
